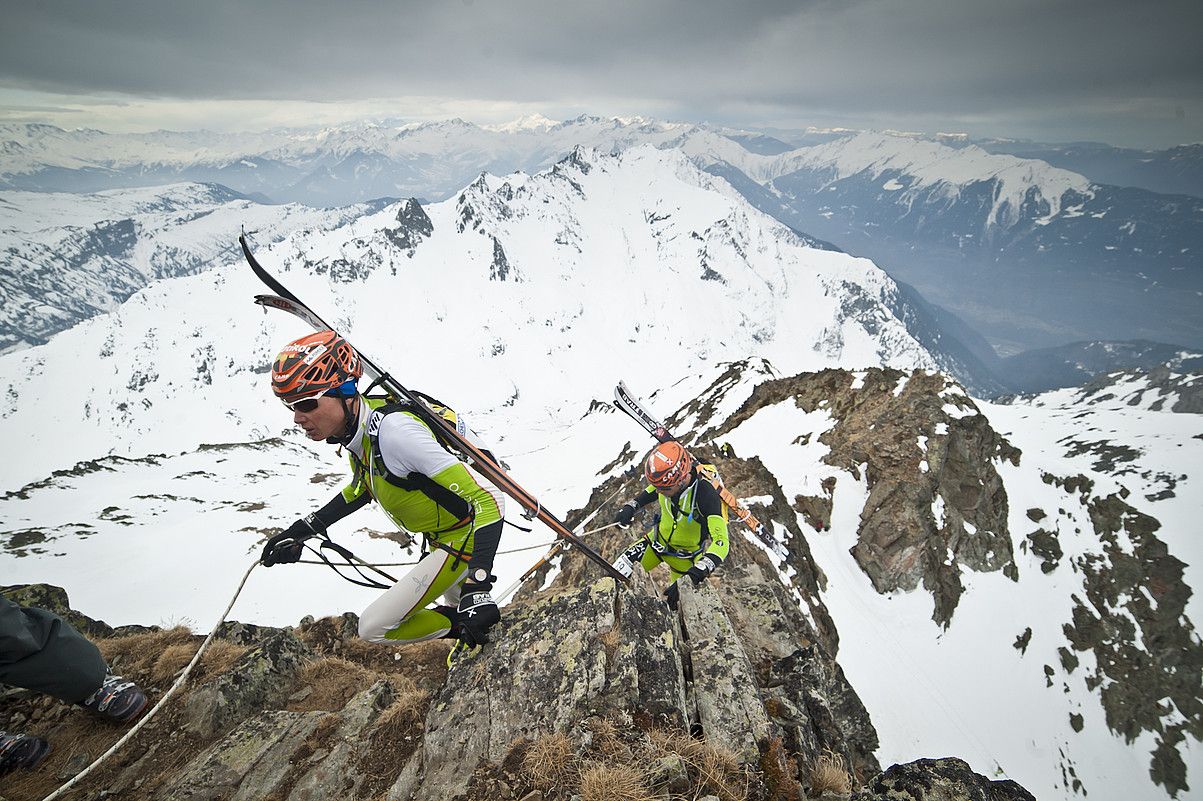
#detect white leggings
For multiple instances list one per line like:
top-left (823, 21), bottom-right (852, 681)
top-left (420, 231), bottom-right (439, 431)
top-left (357, 548), bottom-right (468, 643)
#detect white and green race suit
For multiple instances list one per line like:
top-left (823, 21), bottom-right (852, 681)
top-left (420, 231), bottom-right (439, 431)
top-left (617, 474), bottom-right (730, 579)
top-left (340, 397), bottom-right (505, 643)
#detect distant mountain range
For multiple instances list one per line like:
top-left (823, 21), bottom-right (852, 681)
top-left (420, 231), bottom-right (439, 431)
top-left (0, 144), bottom-right (1002, 490)
top-left (999, 340), bottom-right (1203, 394)
top-left (758, 133), bottom-right (1203, 353)
top-left (0, 184), bottom-right (385, 352)
top-left (0, 116), bottom-right (710, 206)
top-left (972, 140), bottom-right (1203, 199)
top-left (3, 116), bottom-right (1200, 381)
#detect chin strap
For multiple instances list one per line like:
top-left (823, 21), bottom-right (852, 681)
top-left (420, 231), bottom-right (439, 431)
top-left (326, 396), bottom-right (360, 446)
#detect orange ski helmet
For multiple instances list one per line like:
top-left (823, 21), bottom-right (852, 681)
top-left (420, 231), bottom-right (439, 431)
top-left (644, 441), bottom-right (694, 492)
top-left (271, 330), bottom-right (362, 404)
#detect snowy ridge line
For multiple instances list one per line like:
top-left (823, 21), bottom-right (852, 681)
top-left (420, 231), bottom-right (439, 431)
top-left (2, 117), bottom-right (1098, 229)
top-left (768, 131), bottom-right (1095, 224)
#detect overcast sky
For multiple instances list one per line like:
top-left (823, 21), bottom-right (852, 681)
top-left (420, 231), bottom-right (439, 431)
top-left (1, 0), bottom-right (1200, 148)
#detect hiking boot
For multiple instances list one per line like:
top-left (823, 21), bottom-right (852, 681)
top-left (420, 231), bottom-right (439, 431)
top-left (79, 674), bottom-right (148, 723)
top-left (0, 732), bottom-right (51, 776)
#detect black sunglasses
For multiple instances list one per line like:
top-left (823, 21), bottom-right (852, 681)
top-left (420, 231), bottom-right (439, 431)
top-left (283, 396), bottom-right (322, 413)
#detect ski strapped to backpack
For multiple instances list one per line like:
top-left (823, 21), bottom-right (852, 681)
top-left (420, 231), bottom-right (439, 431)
top-left (613, 381), bottom-right (766, 537)
top-left (240, 234), bottom-right (629, 584)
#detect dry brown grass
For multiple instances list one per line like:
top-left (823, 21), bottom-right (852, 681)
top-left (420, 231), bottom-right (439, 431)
top-left (761, 736), bottom-right (803, 801)
top-left (579, 763), bottom-right (655, 801)
top-left (808, 749), bottom-right (852, 796)
top-left (352, 676), bottom-right (434, 795)
top-left (151, 642), bottom-right (199, 682)
top-left (370, 677), bottom-right (428, 744)
top-left (648, 728), bottom-right (748, 801)
top-left (588, 716), bottom-right (634, 761)
top-left (598, 626), bottom-right (621, 658)
top-left (96, 626), bottom-right (196, 677)
top-left (195, 640), bottom-right (249, 680)
top-left (337, 635), bottom-right (405, 669)
top-left (291, 656), bottom-right (381, 711)
top-left (521, 731), bottom-right (577, 791)
top-left (139, 636), bottom-right (249, 684)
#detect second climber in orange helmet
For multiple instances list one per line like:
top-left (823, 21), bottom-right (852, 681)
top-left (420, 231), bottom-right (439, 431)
top-left (610, 440), bottom-right (730, 610)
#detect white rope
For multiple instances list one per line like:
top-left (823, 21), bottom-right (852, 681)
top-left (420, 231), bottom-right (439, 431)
top-left (295, 480), bottom-right (632, 570)
top-left (41, 560), bottom-right (259, 801)
top-left (294, 538), bottom-right (562, 568)
top-left (496, 520), bottom-right (624, 603)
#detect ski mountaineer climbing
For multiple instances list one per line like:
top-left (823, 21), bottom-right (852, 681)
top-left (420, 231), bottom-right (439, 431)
top-left (611, 441), bottom-right (730, 610)
top-left (259, 330), bottom-right (506, 650)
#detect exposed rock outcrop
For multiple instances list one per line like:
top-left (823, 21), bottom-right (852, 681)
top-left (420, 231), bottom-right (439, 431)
top-left (384, 198), bottom-right (434, 254)
top-left (1076, 365), bottom-right (1203, 414)
top-left (1062, 493), bottom-right (1203, 797)
top-left (853, 757), bottom-right (1036, 800)
top-left (708, 367), bottom-right (1020, 626)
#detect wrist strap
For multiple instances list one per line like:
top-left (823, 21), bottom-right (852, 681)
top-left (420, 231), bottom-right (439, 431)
top-left (302, 513), bottom-right (327, 536)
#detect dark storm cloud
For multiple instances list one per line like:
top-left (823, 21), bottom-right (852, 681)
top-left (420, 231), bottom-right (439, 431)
top-left (2, 0), bottom-right (1200, 145)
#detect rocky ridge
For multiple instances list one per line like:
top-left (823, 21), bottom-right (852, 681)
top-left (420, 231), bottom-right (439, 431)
top-left (0, 565), bottom-right (1036, 801)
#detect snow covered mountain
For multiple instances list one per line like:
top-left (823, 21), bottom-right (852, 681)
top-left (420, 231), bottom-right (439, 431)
top-left (756, 132), bottom-right (1203, 355)
top-left (973, 139), bottom-right (1203, 199)
top-left (0, 183), bottom-right (386, 352)
top-left (1, 142), bottom-right (1199, 801)
top-left (0, 144), bottom-right (982, 492)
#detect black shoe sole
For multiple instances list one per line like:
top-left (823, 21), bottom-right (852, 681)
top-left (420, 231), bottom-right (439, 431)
top-left (0, 738), bottom-right (51, 775)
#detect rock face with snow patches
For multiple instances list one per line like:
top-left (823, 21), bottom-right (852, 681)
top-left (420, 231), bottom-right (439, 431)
top-left (0, 183), bottom-right (381, 352)
top-left (710, 368), bottom-right (1021, 627)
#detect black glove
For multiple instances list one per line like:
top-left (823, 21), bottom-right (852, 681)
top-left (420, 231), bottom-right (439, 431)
top-left (614, 501), bottom-right (638, 526)
top-left (456, 586), bottom-right (500, 647)
top-left (261, 515), bottom-right (323, 567)
top-left (684, 553), bottom-right (722, 585)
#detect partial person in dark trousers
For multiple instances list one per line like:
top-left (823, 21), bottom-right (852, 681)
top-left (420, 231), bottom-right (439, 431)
top-left (0, 596), bottom-right (148, 776)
